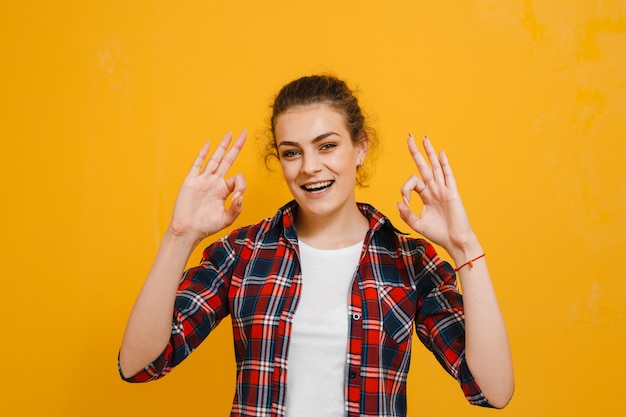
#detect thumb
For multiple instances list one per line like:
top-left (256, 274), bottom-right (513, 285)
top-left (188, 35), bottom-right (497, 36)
top-left (397, 201), bottom-right (421, 233)
top-left (224, 190), bottom-right (244, 224)
top-left (223, 174), bottom-right (246, 223)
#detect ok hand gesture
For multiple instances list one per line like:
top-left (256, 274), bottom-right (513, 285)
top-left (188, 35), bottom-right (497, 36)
top-left (397, 134), bottom-right (476, 257)
top-left (169, 130), bottom-right (247, 243)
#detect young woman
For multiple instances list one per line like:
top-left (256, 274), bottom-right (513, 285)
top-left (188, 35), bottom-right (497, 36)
top-left (119, 75), bottom-right (514, 416)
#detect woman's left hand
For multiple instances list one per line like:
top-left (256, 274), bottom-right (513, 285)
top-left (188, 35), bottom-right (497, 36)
top-left (399, 135), bottom-right (514, 408)
top-left (397, 134), bottom-right (477, 256)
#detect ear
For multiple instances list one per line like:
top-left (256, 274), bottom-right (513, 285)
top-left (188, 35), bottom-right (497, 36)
top-left (355, 134), bottom-right (369, 164)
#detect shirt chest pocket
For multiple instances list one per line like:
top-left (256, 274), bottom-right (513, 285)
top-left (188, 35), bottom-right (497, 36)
top-left (231, 254), bottom-right (298, 321)
top-left (378, 285), bottom-right (417, 344)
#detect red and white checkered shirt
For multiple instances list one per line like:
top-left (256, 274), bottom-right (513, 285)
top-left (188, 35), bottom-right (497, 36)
top-left (120, 201), bottom-right (491, 416)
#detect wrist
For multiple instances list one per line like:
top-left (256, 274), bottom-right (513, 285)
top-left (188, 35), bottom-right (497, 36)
top-left (164, 224), bottom-right (204, 249)
top-left (454, 253), bottom-right (486, 272)
top-left (447, 235), bottom-right (483, 266)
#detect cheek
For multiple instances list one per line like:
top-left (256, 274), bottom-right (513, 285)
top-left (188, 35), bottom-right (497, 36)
top-left (279, 161), bottom-right (298, 181)
top-left (333, 152), bottom-right (359, 174)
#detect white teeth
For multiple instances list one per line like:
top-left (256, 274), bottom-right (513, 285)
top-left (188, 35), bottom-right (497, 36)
top-left (303, 181), bottom-right (333, 191)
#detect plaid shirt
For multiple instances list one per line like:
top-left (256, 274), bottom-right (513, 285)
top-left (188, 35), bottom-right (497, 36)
top-left (121, 201), bottom-right (491, 415)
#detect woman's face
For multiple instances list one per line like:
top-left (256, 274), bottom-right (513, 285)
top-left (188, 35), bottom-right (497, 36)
top-left (274, 104), bottom-right (368, 221)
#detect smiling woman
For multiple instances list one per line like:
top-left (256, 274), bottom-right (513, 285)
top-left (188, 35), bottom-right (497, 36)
top-left (118, 74), bottom-right (514, 416)
top-left (274, 104), bottom-right (369, 247)
top-left (266, 75), bottom-right (378, 188)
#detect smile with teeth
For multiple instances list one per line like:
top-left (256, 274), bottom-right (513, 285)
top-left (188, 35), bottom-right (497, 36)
top-left (301, 180), bottom-right (334, 193)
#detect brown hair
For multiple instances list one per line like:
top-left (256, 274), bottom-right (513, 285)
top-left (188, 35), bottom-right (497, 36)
top-left (264, 74), bottom-right (378, 186)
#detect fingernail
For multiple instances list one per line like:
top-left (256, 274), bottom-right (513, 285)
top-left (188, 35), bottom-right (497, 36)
top-left (403, 195), bottom-right (409, 206)
top-left (424, 134), bottom-right (429, 141)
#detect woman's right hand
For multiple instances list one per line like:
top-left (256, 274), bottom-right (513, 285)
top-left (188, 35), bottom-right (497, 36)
top-left (168, 130), bottom-right (247, 243)
top-left (119, 130), bottom-right (247, 379)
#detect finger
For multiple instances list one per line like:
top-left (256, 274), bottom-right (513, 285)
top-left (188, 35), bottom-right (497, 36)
top-left (224, 173), bottom-right (247, 198)
top-left (214, 129), bottom-right (247, 177)
top-left (204, 131), bottom-right (234, 174)
top-left (190, 140), bottom-right (211, 175)
top-left (224, 173), bottom-right (247, 223)
top-left (439, 150), bottom-right (458, 189)
top-left (407, 134), bottom-right (434, 184)
top-left (422, 135), bottom-right (444, 184)
top-left (396, 201), bottom-right (422, 234)
top-left (400, 174), bottom-right (426, 205)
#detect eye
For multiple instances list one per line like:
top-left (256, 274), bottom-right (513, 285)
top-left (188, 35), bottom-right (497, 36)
top-left (320, 143), bottom-right (337, 151)
top-left (281, 149), bottom-right (300, 158)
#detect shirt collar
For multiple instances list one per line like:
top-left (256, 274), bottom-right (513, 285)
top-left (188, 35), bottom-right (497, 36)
top-left (275, 200), bottom-right (407, 242)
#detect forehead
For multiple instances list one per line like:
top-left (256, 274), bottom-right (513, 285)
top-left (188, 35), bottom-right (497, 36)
top-left (274, 104), bottom-right (349, 141)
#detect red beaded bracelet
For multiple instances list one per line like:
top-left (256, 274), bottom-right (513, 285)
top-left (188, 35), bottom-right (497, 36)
top-left (454, 253), bottom-right (486, 272)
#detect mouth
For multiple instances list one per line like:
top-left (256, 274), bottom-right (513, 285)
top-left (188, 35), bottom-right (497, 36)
top-left (301, 180), bottom-right (334, 194)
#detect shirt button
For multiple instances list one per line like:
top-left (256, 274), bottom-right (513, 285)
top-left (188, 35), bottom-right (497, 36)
top-left (349, 370), bottom-right (357, 379)
top-left (352, 313), bottom-right (361, 321)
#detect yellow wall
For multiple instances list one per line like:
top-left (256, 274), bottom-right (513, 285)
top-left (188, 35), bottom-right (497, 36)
top-left (2, 1), bottom-right (625, 416)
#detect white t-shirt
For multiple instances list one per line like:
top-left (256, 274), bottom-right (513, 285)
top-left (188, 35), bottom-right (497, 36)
top-left (285, 240), bottom-right (363, 417)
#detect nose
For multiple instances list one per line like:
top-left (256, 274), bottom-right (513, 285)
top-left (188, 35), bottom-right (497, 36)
top-left (301, 152), bottom-right (322, 175)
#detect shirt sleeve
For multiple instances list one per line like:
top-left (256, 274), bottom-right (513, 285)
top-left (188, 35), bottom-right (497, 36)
top-left (119, 234), bottom-right (238, 383)
top-left (413, 241), bottom-right (493, 408)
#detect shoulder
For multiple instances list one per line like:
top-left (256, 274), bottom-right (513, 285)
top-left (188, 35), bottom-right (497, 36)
top-left (190, 208), bottom-right (286, 277)
top-left (206, 201), bottom-right (295, 253)
top-left (360, 203), bottom-right (454, 281)
top-left (358, 202), bottom-right (429, 252)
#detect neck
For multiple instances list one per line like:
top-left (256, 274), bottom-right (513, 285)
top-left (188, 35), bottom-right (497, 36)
top-left (295, 203), bottom-right (369, 249)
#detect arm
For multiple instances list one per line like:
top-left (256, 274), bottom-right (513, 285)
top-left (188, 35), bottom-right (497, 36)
top-left (397, 134), bottom-right (514, 408)
top-left (119, 130), bottom-right (247, 378)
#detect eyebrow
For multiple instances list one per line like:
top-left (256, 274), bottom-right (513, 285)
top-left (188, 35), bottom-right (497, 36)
top-left (277, 131), bottom-right (338, 148)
